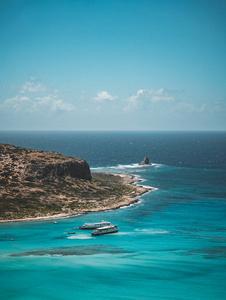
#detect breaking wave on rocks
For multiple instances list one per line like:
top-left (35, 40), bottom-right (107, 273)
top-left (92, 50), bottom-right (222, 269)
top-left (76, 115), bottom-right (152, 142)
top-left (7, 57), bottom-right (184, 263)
top-left (91, 162), bottom-right (163, 172)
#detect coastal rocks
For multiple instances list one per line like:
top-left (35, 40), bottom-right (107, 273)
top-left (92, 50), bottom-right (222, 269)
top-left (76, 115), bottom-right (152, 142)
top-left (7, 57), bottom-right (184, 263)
top-left (0, 143), bottom-right (92, 181)
top-left (23, 159), bottom-right (92, 181)
top-left (140, 157), bottom-right (151, 165)
top-left (0, 143), bottom-right (150, 222)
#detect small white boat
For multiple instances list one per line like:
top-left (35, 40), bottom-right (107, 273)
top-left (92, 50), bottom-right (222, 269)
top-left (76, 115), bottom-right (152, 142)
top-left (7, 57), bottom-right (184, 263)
top-left (92, 225), bottom-right (118, 236)
top-left (79, 221), bottom-right (112, 230)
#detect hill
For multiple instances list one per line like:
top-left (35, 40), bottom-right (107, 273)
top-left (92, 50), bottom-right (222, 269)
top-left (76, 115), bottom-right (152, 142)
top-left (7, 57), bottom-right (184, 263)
top-left (0, 144), bottom-right (149, 222)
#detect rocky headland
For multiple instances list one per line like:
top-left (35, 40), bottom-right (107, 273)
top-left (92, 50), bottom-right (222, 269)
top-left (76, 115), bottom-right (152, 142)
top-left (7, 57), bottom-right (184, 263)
top-left (0, 144), bottom-right (150, 222)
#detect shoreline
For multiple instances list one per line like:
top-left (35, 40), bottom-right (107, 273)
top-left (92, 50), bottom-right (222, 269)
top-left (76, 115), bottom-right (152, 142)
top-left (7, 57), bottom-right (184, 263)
top-left (0, 173), bottom-right (153, 224)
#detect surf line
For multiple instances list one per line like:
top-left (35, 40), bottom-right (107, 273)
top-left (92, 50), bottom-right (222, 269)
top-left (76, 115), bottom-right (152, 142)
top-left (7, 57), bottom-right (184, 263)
top-left (109, 172), bottom-right (158, 211)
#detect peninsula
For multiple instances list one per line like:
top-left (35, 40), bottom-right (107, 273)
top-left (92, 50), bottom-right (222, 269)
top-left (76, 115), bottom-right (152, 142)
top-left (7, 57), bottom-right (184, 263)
top-left (0, 144), bottom-right (150, 222)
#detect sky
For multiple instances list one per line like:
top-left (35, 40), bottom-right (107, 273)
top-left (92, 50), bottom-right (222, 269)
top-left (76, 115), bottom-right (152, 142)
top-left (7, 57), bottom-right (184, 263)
top-left (0, 0), bottom-right (226, 131)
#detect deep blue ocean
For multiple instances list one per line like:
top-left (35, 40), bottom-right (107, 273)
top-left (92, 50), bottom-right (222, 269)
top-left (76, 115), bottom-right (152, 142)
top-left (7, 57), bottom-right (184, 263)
top-left (0, 131), bottom-right (226, 300)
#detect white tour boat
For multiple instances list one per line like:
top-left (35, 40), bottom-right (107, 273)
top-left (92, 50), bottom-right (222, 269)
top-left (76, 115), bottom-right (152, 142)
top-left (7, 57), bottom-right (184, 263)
top-left (79, 220), bottom-right (112, 230)
top-left (91, 225), bottom-right (118, 236)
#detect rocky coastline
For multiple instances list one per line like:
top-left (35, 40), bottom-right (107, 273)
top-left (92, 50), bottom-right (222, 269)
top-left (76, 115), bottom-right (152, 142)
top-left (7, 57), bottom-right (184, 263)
top-left (0, 144), bottom-right (151, 223)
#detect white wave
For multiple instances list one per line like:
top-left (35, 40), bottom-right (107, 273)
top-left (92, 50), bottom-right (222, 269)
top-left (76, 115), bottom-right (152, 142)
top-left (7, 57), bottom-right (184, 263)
top-left (132, 174), bottom-right (145, 181)
top-left (117, 163), bottom-right (140, 169)
top-left (90, 167), bottom-right (106, 171)
top-left (91, 162), bottom-right (159, 213)
top-left (115, 232), bottom-right (134, 236)
top-left (120, 200), bottom-right (142, 209)
top-left (91, 162), bottom-right (162, 171)
top-left (67, 234), bottom-right (93, 240)
top-left (151, 163), bottom-right (163, 168)
top-left (116, 163), bottom-right (163, 169)
top-left (138, 185), bottom-right (158, 191)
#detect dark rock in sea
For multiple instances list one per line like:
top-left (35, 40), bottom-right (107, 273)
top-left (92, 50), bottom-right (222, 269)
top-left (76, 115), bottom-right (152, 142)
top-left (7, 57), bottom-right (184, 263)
top-left (140, 157), bottom-right (150, 165)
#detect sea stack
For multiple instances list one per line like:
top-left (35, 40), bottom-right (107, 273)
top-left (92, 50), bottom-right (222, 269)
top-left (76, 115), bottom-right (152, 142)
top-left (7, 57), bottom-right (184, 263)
top-left (140, 157), bottom-right (150, 165)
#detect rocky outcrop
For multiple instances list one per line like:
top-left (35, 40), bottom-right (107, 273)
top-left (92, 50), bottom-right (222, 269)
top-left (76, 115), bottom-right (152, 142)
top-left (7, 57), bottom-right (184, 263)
top-left (22, 160), bottom-right (91, 181)
top-left (140, 157), bottom-right (150, 165)
top-left (0, 143), bottom-right (151, 222)
top-left (0, 143), bottom-right (92, 181)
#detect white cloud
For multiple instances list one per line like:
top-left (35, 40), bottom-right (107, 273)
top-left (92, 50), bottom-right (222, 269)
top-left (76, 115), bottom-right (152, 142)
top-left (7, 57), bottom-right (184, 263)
top-left (1, 96), bottom-right (31, 112)
top-left (124, 93), bottom-right (140, 111)
top-left (176, 102), bottom-right (207, 113)
top-left (0, 78), bottom-right (75, 113)
top-left (52, 89), bottom-right (60, 94)
top-left (20, 79), bottom-right (46, 93)
top-left (34, 95), bottom-right (75, 112)
top-left (93, 90), bottom-right (117, 102)
top-left (210, 98), bottom-right (226, 113)
top-left (124, 88), bottom-right (174, 111)
top-left (136, 88), bottom-right (173, 102)
top-left (0, 94), bottom-right (75, 113)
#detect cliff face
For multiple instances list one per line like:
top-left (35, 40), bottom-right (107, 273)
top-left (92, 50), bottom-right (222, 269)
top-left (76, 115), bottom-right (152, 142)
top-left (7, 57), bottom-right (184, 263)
top-left (23, 160), bottom-right (91, 181)
top-left (0, 144), bottom-right (91, 181)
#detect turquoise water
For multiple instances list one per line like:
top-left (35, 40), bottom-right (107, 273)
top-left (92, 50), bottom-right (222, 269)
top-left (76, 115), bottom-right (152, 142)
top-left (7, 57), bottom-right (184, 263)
top-left (0, 131), bottom-right (226, 299)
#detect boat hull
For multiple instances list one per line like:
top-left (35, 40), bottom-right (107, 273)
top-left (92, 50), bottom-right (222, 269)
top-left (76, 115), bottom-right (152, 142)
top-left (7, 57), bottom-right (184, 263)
top-left (91, 228), bottom-right (118, 236)
top-left (80, 227), bottom-right (97, 230)
top-left (79, 222), bottom-right (112, 230)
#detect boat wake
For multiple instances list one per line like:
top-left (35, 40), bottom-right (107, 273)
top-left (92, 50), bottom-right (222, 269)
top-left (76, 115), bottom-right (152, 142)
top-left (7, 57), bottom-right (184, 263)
top-left (67, 234), bottom-right (93, 240)
top-left (135, 229), bottom-right (169, 235)
top-left (116, 229), bottom-right (169, 236)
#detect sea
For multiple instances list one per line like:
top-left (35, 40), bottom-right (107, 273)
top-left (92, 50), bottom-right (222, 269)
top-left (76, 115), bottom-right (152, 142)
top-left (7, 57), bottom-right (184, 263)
top-left (0, 131), bottom-right (226, 300)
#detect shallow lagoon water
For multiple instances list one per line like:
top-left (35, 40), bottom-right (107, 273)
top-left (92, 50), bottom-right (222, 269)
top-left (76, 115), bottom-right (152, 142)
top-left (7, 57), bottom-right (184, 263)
top-left (0, 131), bottom-right (226, 299)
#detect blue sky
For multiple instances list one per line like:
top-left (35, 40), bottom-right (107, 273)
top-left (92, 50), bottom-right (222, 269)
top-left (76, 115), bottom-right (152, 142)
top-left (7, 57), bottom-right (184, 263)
top-left (0, 0), bottom-right (226, 130)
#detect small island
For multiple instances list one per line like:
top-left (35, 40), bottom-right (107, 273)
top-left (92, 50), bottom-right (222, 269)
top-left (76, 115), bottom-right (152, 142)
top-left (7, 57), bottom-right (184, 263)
top-left (0, 144), bottom-right (150, 222)
top-left (140, 157), bottom-right (151, 165)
